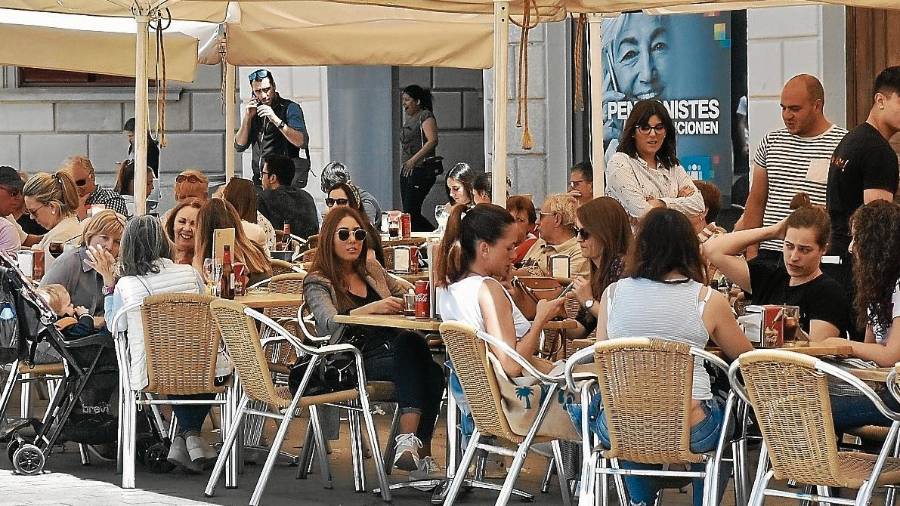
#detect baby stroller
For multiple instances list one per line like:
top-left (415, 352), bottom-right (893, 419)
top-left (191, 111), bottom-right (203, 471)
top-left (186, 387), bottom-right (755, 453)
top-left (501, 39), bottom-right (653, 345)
top-left (0, 252), bottom-right (169, 475)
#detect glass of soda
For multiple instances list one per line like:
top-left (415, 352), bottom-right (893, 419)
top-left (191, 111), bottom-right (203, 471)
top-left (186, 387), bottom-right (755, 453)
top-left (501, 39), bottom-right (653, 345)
top-left (782, 305), bottom-right (801, 346)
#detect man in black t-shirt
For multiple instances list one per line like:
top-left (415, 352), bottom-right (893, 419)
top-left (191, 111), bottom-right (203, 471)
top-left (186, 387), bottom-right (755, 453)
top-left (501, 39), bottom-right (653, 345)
top-left (826, 66), bottom-right (900, 257)
top-left (704, 206), bottom-right (853, 339)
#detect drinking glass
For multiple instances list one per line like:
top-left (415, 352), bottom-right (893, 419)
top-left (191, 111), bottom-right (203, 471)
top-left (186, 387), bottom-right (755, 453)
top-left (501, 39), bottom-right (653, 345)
top-left (203, 258), bottom-right (218, 296)
top-left (782, 305), bottom-right (801, 346)
top-left (434, 205), bottom-right (450, 235)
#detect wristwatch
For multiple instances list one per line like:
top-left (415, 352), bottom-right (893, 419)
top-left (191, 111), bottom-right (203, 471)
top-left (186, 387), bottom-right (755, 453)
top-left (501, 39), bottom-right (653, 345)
top-left (583, 298), bottom-right (595, 309)
top-left (277, 120), bottom-right (286, 129)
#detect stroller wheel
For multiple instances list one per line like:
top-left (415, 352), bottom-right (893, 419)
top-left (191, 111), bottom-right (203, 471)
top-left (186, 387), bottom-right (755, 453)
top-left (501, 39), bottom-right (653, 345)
top-left (12, 444), bottom-right (45, 475)
top-left (6, 438), bottom-right (20, 463)
top-left (143, 442), bottom-right (176, 474)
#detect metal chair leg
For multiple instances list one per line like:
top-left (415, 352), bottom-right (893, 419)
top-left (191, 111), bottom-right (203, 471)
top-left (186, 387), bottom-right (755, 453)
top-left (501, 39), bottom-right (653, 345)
top-left (19, 372), bottom-right (31, 419)
top-left (205, 395), bottom-right (250, 498)
top-left (551, 440), bottom-right (573, 506)
top-left (249, 394), bottom-right (304, 506)
top-left (443, 431), bottom-right (482, 506)
top-left (382, 403), bottom-right (401, 476)
top-left (541, 457), bottom-right (556, 493)
top-left (348, 406), bottom-right (366, 493)
top-left (296, 417), bottom-right (316, 479)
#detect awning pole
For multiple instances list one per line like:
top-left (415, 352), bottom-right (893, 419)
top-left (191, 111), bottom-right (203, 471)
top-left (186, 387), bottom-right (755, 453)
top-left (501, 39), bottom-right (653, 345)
top-left (588, 14), bottom-right (606, 198)
top-left (492, 0), bottom-right (510, 205)
top-left (134, 15), bottom-right (150, 216)
top-left (224, 63), bottom-right (236, 180)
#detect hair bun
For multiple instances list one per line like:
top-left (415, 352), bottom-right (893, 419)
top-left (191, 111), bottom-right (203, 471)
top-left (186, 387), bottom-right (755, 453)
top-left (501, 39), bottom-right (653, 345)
top-left (789, 192), bottom-right (812, 210)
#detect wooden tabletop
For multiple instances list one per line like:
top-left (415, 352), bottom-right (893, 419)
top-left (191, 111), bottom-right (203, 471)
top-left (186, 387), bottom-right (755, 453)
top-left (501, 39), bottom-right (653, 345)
top-left (234, 292), bottom-right (303, 309)
top-left (849, 367), bottom-right (892, 383)
top-left (332, 314), bottom-right (578, 333)
top-left (772, 342), bottom-right (854, 357)
top-left (333, 314), bottom-right (441, 331)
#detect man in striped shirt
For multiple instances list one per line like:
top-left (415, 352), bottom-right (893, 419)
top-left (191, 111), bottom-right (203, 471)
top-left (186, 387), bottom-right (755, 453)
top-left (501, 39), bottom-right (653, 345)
top-left (734, 74), bottom-right (847, 264)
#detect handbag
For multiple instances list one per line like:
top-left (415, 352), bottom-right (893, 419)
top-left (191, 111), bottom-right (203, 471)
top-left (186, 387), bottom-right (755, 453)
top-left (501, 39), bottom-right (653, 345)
top-left (288, 324), bottom-right (367, 395)
top-left (409, 121), bottom-right (443, 184)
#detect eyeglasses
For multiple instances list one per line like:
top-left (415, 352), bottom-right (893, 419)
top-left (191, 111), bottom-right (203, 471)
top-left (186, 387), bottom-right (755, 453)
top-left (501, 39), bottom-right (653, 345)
top-left (325, 198), bottom-right (349, 207)
top-left (248, 69), bottom-right (271, 82)
top-left (636, 124), bottom-right (666, 135)
top-left (176, 174), bottom-right (204, 184)
top-left (336, 227), bottom-right (367, 242)
top-left (26, 203), bottom-right (46, 217)
top-left (538, 211), bottom-right (556, 219)
top-left (575, 226), bottom-right (591, 240)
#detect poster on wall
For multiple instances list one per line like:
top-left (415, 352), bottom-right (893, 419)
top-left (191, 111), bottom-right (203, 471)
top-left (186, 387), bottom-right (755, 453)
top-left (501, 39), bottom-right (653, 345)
top-left (600, 12), bottom-right (735, 203)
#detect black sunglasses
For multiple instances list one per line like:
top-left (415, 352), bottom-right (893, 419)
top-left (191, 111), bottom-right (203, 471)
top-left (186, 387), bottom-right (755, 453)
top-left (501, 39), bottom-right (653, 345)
top-left (325, 197), bottom-right (349, 207)
top-left (249, 69), bottom-right (271, 82)
top-left (337, 227), bottom-right (367, 242)
top-left (575, 227), bottom-right (591, 240)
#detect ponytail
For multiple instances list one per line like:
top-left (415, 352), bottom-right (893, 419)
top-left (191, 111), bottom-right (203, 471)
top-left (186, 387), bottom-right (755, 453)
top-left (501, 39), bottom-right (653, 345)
top-left (433, 203), bottom-right (515, 287)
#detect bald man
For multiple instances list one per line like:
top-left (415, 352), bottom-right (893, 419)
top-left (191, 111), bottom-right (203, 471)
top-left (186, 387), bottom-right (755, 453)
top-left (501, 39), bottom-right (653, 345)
top-left (734, 74), bottom-right (847, 264)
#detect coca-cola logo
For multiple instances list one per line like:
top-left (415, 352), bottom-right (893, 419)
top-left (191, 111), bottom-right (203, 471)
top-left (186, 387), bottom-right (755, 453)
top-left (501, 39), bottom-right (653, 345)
top-left (415, 293), bottom-right (429, 302)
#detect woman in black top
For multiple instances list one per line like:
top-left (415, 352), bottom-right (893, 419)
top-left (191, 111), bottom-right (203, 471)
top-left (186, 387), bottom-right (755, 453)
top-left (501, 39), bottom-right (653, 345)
top-left (568, 197), bottom-right (632, 338)
top-left (399, 85), bottom-right (439, 232)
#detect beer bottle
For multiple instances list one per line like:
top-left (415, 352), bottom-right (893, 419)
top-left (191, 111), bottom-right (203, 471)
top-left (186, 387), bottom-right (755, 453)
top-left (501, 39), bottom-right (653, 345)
top-left (282, 224), bottom-right (292, 251)
top-left (220, 245), bottom-right (234, 300)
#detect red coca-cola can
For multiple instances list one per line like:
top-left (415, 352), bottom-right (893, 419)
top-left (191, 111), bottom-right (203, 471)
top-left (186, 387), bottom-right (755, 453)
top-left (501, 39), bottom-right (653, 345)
top-left (401, 213), bottom-right (411, 239)
top-left (415, 280), bottom-right (430, 318)
top-left (409, 245), bottom-right (419, 274)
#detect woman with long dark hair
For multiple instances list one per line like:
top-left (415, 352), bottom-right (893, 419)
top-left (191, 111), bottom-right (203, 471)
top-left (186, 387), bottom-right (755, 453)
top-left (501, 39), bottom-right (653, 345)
top-left (445, 162), bottom-right (478, 207)
top-left (399, 84), bottom-right (439, 231)
top-left (302, 207), bottom-right (444, 478)
top-left (605, 99), bottom-right (704, 221)
top-left (325, 182), bottom-right (385, 265)
top-left (568, 197), bottom-right (632, 339)
top-left (193, 199), bottom-right (272, 285)
top-left (570, 208), bottom-right (751, 506)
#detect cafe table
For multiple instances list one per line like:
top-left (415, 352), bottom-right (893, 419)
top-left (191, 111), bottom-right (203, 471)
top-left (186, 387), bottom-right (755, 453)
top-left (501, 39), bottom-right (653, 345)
top-left (233, 291), bottom-right (303, 309)
top-left (332, 312), bottom-right (577, 498)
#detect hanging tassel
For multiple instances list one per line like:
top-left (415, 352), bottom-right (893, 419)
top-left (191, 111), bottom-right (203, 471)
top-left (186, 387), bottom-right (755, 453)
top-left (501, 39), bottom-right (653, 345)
top-left (218, 32), bottom-right (228, 115)
top-left (510, 0), bottom-right (539, 150)
top-left (573, 14), bottom-right (586, 112)
top-left (152, 9), bottom-right (171, 149)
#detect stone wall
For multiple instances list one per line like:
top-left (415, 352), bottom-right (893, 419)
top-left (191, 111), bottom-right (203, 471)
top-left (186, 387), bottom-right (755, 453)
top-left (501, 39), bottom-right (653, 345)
top-left (0, 64), bottom-right (233, 212)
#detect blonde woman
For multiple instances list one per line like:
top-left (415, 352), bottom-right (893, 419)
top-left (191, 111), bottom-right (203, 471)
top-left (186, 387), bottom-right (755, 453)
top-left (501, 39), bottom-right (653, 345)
top-left (23, 171), bottom-right (84, 269)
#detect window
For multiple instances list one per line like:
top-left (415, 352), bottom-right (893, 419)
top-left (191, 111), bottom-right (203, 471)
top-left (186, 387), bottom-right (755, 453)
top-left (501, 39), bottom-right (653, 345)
top-left (17, 67), bottom-right (154, 87)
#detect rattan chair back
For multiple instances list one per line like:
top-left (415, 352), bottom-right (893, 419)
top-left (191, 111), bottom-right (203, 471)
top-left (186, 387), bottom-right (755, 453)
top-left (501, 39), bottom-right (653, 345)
top-left (593, 337), bottom-right (702, 464)
top-left (306, 234), bottom-right (319, 250)
top-left (301, 248), bottom-right (317, 263)
top-left (263, 273), bottom-right (306, 365)
top-left (209, 299), bottom-right (291, 409)
top-left (140, 293), bottom-right (224, 395)
top-left (270, 259), bottom-right (297, 276)
top-left (439, 321), bottom-right (523, 443)
top-left (738, 350), bottom-right (845, 486)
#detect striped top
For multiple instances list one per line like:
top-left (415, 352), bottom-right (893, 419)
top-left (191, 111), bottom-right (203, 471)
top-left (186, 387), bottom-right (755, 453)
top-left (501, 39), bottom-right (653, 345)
top-left (753, 125), bottom-right (847, 251)
top-left (606, 277), bottom-right (714, 400)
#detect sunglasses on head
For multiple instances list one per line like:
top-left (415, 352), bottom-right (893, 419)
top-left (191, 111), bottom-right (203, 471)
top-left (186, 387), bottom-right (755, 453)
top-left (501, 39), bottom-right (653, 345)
top-left (249, 69), bottom-right (271, 82)
top-left (325, 197), bottom-right (349, 207)
top-left (574, 226), bottom-right (591, 240)
top-left (337, 227), bottom-right (367, 242)
top-left (176, 174), bottom-right (203, 184)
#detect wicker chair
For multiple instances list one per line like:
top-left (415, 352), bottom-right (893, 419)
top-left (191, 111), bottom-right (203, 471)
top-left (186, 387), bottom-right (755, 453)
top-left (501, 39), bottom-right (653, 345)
top-left (301, 248), bottom-right (317, 264)
top-left (564, 337), bottom-right (734, 506)
top-left (306, 234), bottom-right (319, 250)
top-left (110, 293), bottom-right (234, 489)
top-left (270, 259), bottom-right (302, 277)
top-left (262, 273), bottom-right (307, 372)
top-left (204, 300), bottom-right (392, 505)
top-left (729, 350), bottom-right (900, 505)
top-left (438, 321), bottom-right (573, 506)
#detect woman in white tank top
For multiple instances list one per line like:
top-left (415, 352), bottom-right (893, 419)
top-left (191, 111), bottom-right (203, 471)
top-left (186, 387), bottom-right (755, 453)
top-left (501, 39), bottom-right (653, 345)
top-left (570, 208), bottom-right (752, 506)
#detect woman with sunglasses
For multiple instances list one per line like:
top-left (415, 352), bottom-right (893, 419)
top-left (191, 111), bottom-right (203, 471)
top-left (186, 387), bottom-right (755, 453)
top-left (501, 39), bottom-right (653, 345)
top-left (23, 171), bottom-right (84, 269)
top-left (325, 182), bottom-right (384, 265)
top-left (164, 199), bottom-right (203, 265)
top-left (605, 99), bottom-right (705, 222)
top-left (568, 197), bottom-right (633, 340)
top-left (303, 207), bottom-right (445, 478)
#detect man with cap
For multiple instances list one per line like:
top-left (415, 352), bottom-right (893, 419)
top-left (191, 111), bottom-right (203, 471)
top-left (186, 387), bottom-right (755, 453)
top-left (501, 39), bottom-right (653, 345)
top-left (0, 166), bottom-right (27, 254)
top-left (320, 161), bottom-right (382, 229)
top-left (235, 69), bottom-right (310, 188)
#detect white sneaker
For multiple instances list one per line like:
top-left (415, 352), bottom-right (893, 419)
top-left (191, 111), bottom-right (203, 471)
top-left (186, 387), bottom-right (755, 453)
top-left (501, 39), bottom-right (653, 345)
top-left (393, 433), bottom-right (422, 472)
top-left (410, 455), bottom-right (440, 479)
top-left (186, 435), bottom-right (217, 463)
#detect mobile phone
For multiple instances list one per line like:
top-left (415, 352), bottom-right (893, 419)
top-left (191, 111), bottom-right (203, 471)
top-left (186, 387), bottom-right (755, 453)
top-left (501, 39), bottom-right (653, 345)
top-left (556, 281), bottom-right (576, 300)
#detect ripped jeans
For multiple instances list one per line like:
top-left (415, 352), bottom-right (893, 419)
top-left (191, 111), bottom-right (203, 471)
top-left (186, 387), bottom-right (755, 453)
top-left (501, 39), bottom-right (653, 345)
top-left (568, 393), bottom-right (730, 506)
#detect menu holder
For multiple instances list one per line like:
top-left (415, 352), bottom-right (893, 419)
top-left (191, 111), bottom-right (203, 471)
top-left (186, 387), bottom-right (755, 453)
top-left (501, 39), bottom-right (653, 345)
top-left (213, 228), bottom-right (236, 263)
top-left (549, 254), bottom-right (570, 279)
top-left (392, 246), bottom-right (411, 274)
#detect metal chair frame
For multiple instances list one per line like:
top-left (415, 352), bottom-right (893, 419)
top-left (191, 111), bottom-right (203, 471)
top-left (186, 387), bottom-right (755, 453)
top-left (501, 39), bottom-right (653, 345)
top-left (564, 339), bottom-right (736, 506)
top-left (728, 350), bottom-right (900, 505)
top-left (203, 303), bottom-right (391, 505)
top-left (110, 297), bottom-right (235, 490)
top-left (439, 322), bottom-right (574, 506)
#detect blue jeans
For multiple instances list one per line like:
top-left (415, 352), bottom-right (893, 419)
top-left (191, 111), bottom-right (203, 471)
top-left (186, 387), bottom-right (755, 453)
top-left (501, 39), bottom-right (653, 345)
top-left (171, 393), bottom-right (214, 436)
top-left (830, 390), bottom-right (900, 433)
top-left (568, 393), bottom-right (729, 506)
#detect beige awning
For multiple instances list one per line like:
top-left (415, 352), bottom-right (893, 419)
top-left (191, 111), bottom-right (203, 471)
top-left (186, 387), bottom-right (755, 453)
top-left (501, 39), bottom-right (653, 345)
top-left (217, 1), bottom-right (493, 68)
top-left (0, 11), bottom-right (203, 82)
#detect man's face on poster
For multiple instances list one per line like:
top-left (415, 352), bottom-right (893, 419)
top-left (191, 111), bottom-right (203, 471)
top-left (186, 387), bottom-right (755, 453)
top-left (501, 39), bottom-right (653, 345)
top-left (610, 15), bottom-right (670, 101)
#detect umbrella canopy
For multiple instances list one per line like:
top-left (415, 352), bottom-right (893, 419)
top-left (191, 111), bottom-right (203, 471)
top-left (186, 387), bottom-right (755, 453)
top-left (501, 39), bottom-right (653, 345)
top-left (0, 8), bottom-right (211, 82)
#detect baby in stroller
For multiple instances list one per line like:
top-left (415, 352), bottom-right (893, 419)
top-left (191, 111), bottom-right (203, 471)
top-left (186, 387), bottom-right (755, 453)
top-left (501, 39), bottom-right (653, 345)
top-left (36, 284), bottom-right (107, 340)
